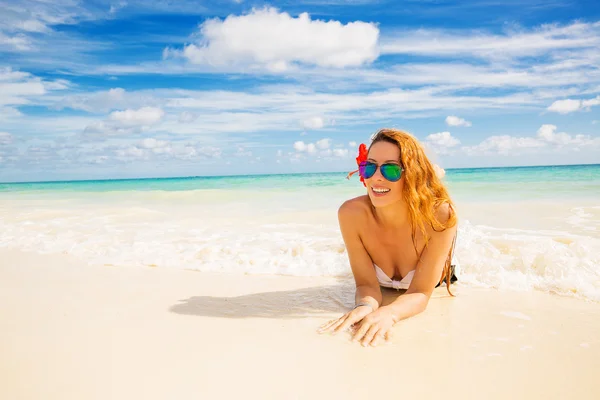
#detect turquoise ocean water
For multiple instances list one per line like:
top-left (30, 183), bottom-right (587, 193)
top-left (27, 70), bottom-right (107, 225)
top-left (1, 164), bottom-right (599, 300)
top-left (2, 164), bottom-right (600, 202)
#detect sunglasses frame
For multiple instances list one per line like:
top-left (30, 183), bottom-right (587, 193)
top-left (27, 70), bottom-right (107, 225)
top-left (359, 161), bottom-right (404, 182)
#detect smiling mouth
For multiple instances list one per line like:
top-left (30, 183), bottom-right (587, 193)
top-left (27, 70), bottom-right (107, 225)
top-left (371, 187), bottom-right (390, 194)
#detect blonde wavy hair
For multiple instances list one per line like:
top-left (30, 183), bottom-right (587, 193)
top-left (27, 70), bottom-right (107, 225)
top-left (369, 128), bottom-right (458, 292)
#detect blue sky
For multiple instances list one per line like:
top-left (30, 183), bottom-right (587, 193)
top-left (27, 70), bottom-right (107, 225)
top-left (1, 0), bottom-right (599, 182)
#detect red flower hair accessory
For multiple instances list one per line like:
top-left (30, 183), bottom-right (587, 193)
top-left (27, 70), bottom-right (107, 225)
top-left (346, 143), bottom-right (368, 187)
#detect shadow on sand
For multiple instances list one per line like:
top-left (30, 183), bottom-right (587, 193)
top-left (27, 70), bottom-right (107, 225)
top-left (168, 278), bottom-right (434, 319)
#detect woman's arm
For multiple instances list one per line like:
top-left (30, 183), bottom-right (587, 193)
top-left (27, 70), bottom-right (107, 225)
top-left (338, 200), bottom-right (382, 310)
top-left (390, 202), bottom-right (457, 317)
top-left (317, 200), bottom-right (381, 335)
top-left (351, 203), bottom-right (457, 346)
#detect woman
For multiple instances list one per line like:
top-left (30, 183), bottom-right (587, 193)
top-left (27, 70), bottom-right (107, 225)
top-left (318, 128), bottom-right (458, 347)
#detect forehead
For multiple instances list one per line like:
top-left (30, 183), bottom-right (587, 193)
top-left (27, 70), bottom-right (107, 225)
top-left (368, 141), bottom-right (400, 161)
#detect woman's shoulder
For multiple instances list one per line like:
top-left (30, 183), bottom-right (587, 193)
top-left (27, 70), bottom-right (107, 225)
top-left (426, 201), bottom-right (457, 236)
top-left (434, 202), bottom-right (453, 224)
top-left (338, 195), bottom-right (371, 220)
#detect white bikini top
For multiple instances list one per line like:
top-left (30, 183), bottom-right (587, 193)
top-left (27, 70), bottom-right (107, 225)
top-left (374, 249), bottom-right (459, 290)
top-left (374, 265), bottom-right (415, 290)
top-left (374, 232), bottom-right (459, 290)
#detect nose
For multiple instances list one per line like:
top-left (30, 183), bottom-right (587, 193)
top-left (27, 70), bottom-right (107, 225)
top-left (371, 165), bottom-right (385, 181)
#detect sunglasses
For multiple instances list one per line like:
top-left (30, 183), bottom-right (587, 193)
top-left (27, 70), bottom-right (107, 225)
top-left (359, 161), bottom-right (403, 182)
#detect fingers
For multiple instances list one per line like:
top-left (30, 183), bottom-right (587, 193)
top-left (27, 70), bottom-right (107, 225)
top-left (352, 317), bottom-right (371, 343)
top-left (385, 329), bottom-right (394, 342)
top-left (317, 316), bottom-right (346, 334)
top-left (353, 318), bottom-right (393, 347)
top-left (370, 330), bottom-right (386, 347)
top-left (318, 307), bottom-right (370, 335)
top-left (317, 319), bottom-right (335, 332)
top-left (320, 316), bottom-right (394, 347)
top-left (334, 311), bottom-right (366, 334)
top-left (360, 325), bottom-right (380, 347)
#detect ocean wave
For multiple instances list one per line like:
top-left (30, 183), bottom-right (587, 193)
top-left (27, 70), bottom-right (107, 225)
top-left (1, 205), bottom-right (599, 301)
top-left (455, 221), bottom-right (600, 301)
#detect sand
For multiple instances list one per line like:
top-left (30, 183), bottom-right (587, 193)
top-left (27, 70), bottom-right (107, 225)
top-left (1, 249), bottom-right (599, 400)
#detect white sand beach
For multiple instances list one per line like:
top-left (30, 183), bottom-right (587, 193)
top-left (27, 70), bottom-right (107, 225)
top-left (2, 249), bottom-right (599, 400)
top-left (2, 0), bottom-right (600, 397)
top-left (2, 169), bottom-right (599, 399)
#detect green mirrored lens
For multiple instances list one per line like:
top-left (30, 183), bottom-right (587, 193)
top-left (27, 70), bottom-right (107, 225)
top-left (380, 164), bottom-right (402, 181)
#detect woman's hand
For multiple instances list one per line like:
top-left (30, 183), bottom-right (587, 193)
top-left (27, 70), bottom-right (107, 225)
top-left (351, 306), bottom-right (397, 347)
top-left (317, 305), bottom-right (373, 336)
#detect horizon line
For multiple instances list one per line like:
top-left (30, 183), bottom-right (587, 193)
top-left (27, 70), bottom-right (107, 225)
top-left (1, 162), bottom-right (599, 185)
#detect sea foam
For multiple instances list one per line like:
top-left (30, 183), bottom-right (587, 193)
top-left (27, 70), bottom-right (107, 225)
top-left (1, 192), bottom-right (599, 301)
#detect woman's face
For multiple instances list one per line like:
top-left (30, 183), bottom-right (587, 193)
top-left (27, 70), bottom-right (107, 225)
top-left (365, 141), bottom-right (404, 207)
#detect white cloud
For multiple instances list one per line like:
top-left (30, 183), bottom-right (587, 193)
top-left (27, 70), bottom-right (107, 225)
top-left (0, 68), bottom-right (30, 82)
top-left (152, 85), bottom-right (547, 135)
top-left (198, 146), bottom-right (222, 158)
top-left (140, 138), bottom-right (168, 149)
top-left (0, 132), bottom-right (13, 145)
top-left (7, 12), bottom-right (600, 108)
top-left (110, 2), bottom-right (128, 14)
top-left (116, 146), bottom-right (147, 159)
top-left (0, 0), bottom-right (189, 36)
top-left (0, 67), bottom-right (69, 113)
top-left (0, 31), bottom-right (32, 51)
top-left (372, 62), bottom-right (595, 89)
top-left (426, 131), bottom-right (461, 147)
top-left (178, 111), bottom-right (198, 123)
top-left (293, 141), bottom-right (307, 152)
top-left (445, 115), bottom-right (472, 127)
top-left (333, 148), bottom-right (348, 157)
top-left (82, 107), bottom-right (164, 137)
top-left (302, 116), bottom-right (325, 129)
top-left (547, 99), bottom-right (581, 114)
top-left (88, 155), bottom-right (108, 164)
top-left (547, 95), bottom-right (600, 114)
top-left (0, 0), bottom-right (217, 67)
top-left (18, 19), bottom-right (49, 33)
top-left (380, 21), bottom-right (600, 60)
top-left (0, 106), bottom-right (23, 118)
top-left (83, 121), bottom-right (141, 136)
top-left (105, 141), bottom-right (223, 163)
top-left (0, 1), bottom-right (81, 32)
top-left (463, 135), bottom-right (544, 155)
top-left (535, 124), bottom-right (590, 146)
top-left (44, 79), bottom-right (70, 91)
top-left (5, 76), bottom-right (599, 169)
top-left (0, 70), bottom-right (45, 104)
top-left (172, 145), bottom-right (197, 159)
top-left (316, 138), bottom-right (331, 149)
top-left (108, 107), bottom-right (165, 126)
top-left (10, 81), bottom-right (595, 149)
top-left (293, 140), bottom-right (317, 153)
top-left (463, 124), bottom-right (599, 155)
top-left (234, 146), bottom-right (253, 157)
top-left (349, 141), bottom-right (357, 147)
top-left (58, 88), bottom-right (127, 113)
top-left (83, 107), bottom-right (165, 138)
top-left (98, 52), bottom-right (600, 91)
top-left (168, 7), bottom-right (379, 70)
top-left (152, 144), bottom-right (223, 160)
top-left (424, 131), bottom-right (461, 154)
